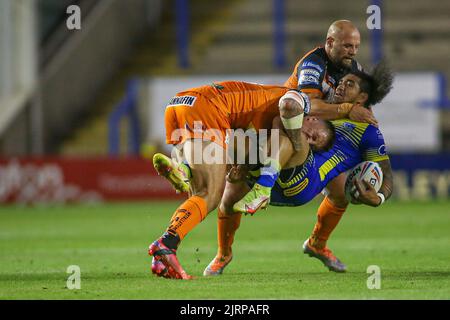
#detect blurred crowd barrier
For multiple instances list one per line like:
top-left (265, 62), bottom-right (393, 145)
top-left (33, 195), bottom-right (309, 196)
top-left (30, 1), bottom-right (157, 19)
top-left (1, 154), bottom-right (449, 205)
top-left (0, 158), bottom-right (184, 205)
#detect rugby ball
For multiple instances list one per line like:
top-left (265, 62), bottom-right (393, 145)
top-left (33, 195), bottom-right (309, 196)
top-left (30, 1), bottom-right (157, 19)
top-left (344, 161), bottom-right (383, 203)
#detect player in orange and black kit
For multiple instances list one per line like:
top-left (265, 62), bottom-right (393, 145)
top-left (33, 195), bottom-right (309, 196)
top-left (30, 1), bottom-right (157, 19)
top-left (284, 21), bottom-right (376, 126)
top-left (149, 81), bottom-right (336, 279)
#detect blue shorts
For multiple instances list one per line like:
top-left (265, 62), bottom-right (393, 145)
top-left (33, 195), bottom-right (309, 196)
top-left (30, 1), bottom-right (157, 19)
top-left (270, 152), bottom-right (324, 207)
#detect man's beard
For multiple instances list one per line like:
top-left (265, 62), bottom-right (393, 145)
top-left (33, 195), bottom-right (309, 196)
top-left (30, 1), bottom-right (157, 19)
top-left (340, 58), bottom-right (353, 70)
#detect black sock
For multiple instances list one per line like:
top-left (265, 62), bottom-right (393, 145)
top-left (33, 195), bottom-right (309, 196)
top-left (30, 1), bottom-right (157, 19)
top-left (161, 231), bottom-right (180, 250)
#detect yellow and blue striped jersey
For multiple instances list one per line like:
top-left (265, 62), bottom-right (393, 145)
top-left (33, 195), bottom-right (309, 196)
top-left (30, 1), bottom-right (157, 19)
top-left (316, 119), bottom-right (389, 183)
top-left (270, 119), bottom-right (389, 206)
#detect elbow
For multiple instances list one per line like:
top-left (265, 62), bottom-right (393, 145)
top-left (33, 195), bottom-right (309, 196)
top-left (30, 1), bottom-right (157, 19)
top-left (279, 98), bottom-right (304, 118)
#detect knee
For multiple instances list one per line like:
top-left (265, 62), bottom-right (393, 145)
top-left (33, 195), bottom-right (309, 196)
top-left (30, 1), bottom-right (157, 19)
top-left (207, 184), bottom-right (227, 212)
top-left (201, 192), bottom-right (222, 213)
top-left (327, 193), bottom-right (349, 209)
top-left (219, 198), bottom-right (235, 215)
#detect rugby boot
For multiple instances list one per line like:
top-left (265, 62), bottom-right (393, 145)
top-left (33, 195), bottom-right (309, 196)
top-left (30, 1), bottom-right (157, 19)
top-left (153, 153), bottom-right (191, 193)
top-left (203, 254), bottom-right (233, 276)
top-left (302, 239), bottom-right (347, 273)
top-left (233, 183), bottom-right (270, 215)
top-left (148, 239), bottom-right (193, 280)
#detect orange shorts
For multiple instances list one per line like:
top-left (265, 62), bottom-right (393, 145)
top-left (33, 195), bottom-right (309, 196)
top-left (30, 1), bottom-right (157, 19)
top-left (165, 92), bottom-right (231, 148)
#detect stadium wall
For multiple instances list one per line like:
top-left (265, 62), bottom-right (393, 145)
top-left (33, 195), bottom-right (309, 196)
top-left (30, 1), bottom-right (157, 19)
top-left (0, 0), bottom-right (163, 156)
top-left (1, 155), bottom-right (450, 205)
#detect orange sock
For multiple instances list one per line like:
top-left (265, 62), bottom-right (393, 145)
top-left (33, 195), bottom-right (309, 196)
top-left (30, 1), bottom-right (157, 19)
top-left (309, 196), bottom-right (347, 249)
top-left (167, 195), bottom-right (208, 240)
top-left (217, 209), bottom-right (242, 257)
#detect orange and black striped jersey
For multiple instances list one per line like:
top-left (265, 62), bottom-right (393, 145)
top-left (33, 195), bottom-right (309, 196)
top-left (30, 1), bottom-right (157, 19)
top-left (284, 46), bottom-right (362, 102)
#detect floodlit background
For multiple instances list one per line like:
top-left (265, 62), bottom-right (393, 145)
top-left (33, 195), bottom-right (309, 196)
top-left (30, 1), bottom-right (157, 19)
top-left (1, 0), bottom-right (450, 204)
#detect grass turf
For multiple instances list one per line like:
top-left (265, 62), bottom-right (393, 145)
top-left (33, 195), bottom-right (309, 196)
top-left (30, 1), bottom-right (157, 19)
top-left (0, 199), bottom-right (449, 299)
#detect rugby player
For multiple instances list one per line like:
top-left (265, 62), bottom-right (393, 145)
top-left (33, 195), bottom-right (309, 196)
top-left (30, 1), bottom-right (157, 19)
top-left (203, 62), bottom-right (394, 275)
top-left (283, 20), bottom-right (377, 151)
top-left (149, 81), bottom-right (341, 279)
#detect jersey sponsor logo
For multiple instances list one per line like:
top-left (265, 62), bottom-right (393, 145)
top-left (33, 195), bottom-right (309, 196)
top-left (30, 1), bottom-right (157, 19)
top-left (167, 95), bottom-right (197, 107)
top-left (300, 68), bottom-right (321, 78)
top-left (301, 61), bottom-right (324, 73)
top-left (299, 73), bottom-right (320, 86)
top-left (378, 144), bottom-right (387, 156)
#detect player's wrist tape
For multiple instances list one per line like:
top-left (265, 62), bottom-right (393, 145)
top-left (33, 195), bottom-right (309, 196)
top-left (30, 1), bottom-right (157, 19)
top-left (337, 103), bottom-right (353, 116)
top-left (300, 92), bottom-right (311, 115)
top-left (377, 192), bottom-right (385, 205)
top-left (281, 113), bottom-right (304, 129)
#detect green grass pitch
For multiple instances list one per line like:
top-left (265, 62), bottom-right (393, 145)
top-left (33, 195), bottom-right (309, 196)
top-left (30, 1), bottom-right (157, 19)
top-left (0, 199), bottom-right (449, 299)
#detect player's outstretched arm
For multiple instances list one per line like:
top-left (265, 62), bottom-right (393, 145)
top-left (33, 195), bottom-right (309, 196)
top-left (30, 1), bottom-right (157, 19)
top-left (309, 99), bottom-right (378, 126)
top-left (353, 159), bottom-right (393, 207)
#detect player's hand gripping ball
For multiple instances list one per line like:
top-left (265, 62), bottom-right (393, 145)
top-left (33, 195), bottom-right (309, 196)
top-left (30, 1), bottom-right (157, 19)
top-left (345, 161), bottom-right (383, 204)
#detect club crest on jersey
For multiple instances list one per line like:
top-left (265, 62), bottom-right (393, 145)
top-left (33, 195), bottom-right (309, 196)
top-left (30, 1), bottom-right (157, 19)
top-left (343, 122), bottom-right (356, 132)
top-left (167, 95), bottom-right (197, 108)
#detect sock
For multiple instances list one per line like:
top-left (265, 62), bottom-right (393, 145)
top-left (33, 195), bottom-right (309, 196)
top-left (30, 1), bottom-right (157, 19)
top-left (309, 196), bottom-right (347, 249)
top-left (165, 196), bottom-right (208, 248)
top-left (160, 231), bottom-right (180, 250)
top-left (217, 209), bottom-right (242, 257)
top-left (180, 161), bottom-right (192, 179)
top-left (255, 158), bottom-right (281, 188)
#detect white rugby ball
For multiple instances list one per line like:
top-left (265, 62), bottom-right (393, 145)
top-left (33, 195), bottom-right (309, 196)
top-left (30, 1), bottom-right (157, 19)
top-left (344, 161), bottom-right (383, 203)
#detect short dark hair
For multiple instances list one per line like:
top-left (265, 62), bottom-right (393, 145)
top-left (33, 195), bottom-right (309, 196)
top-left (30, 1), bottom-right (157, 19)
top-left (351, 60), bottom-right (394, 107)
top-left (311, 120), bottom-right (335, 152)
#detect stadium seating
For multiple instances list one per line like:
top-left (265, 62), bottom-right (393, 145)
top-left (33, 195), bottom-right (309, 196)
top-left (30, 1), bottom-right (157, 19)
top-left (48, 0), bottom-right (450, 154)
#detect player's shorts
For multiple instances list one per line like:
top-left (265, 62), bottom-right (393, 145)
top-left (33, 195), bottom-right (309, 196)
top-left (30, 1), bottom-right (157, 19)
top-left (165, 92), bottom-right (231, 148)
top-left (270, 151), bottom-right (325, 206)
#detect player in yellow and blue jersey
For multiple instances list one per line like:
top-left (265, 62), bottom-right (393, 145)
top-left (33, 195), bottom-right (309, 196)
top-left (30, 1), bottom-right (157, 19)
top-left (204, 61), bottom-right (395, 275)
top-left (269, 117), bottom-right (390, 208)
